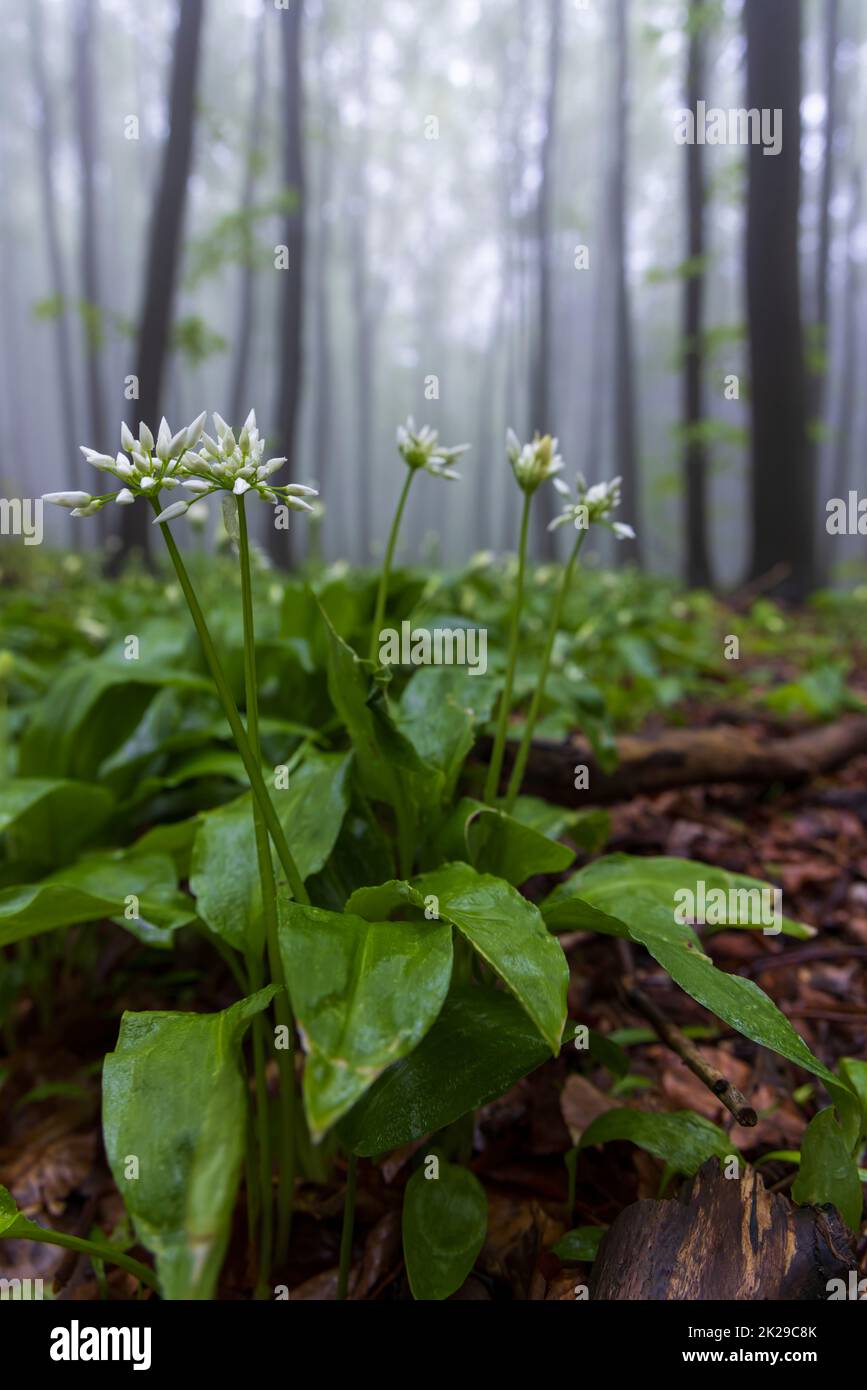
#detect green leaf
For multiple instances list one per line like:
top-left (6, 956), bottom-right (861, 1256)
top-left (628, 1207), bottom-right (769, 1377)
top-left (0, 779), bottom-right (113, 866)
top-left (413, 863), bottom-right (568, 1053)
top-left (579, 1109), bottom-right (737, 1176)
top-left (402, 1158), bottom-right (487, 1300)
top-left (397, 667), bottom-right (497, 801)
top-left (340, 985), bottom-right (551, 1156)
top-left (0, 852), bottom-right (196, 948)
top-left (102, 988), bottom-right (276, 1299)
top-left (190, 749), bottom-right (351, 953)
top-left (626, 906), bottom-right (856, 1124)
top-left (839, 1059), bottom-right (867, 1142)
top-left (319, 604), bottom-right (440, 830)
top-left (552, 1227), bottom-right (607, 1262)
top-left (277, 900), bottom-right (453, 1138)
top-left (461, 799), bottom-right (575, 884)
top-left (792, 1108), bottom-right (863, 1232)
top-left (19, 660), bottom-right (211, 781)
top-left (542, 854), bottom-right (813, 940)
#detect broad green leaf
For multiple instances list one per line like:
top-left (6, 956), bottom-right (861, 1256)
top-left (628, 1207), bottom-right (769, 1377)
top-left (413, 863), bottom-right (568, 1053)
top-left (402, 1158), bottom-right (487, 1300)
top-left (792, 1108), bottom-right (863, 1232)
top-left (463, 799), bottom-right (575, 884)
top-left (0, 779), bottom-right (113, 866)
top-left (542, 854), bottom-right (813, 940)
top-left (341, 985), bottom-right (551, 1156)
top-left (190, 749), bottom-right (351, 953)
top-left (579, 1108), bottom-right (737, 1175)
top-left (0, 852), bottom-right (196, 948)
top-left (552, 1227), bottom-right (607, 1262)
top-left (102, 988), bottom-right (276, 1299)
top-left (345, 879), bottom-right (425, 921)
top-left (19, 659), bottom-right (211, 781)
top-left (510, 797), bottom-right (611, 854)
top-left (839, 1059), bottom-right (867, 1142)
top-left (277, 900), bottom-right (452, 1138)
top-left (319, 604), bottom-right (441, 829)
top-left (397, 666), bottom-right (497, 801)
top-left (627, 905), bottom-right (857, 1123)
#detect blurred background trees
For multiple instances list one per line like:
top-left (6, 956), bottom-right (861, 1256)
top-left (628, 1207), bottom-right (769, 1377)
top-left (1, 0), bottom-right (864, 597)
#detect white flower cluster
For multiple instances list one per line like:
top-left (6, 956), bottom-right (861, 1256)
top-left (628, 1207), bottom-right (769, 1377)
top-left (549, 473), bottom-right (636, 540)
top-left (506, 429), bottom-right (564, 494)
top-left (43, 411), bottom-right (317, 525)
top-left (396, 417), bottom-right (470, 480)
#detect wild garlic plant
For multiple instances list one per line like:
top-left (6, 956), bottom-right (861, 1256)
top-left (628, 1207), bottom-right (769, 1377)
top-left (44, 411), bottom-right (319, 1288)
top-left (369, 418), bottom-right (470, 664)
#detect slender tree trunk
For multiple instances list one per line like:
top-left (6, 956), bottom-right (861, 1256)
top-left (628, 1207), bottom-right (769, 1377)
top-left (829, 169), bottom-right (861, 505)
top-left (269, 0), bottom-right (306, 568)
top-left (683, 0), bottom-right (711, 586)
top-left (73, 0), bottom-right (110, 546)
top-left (230, 4), bottom-right (267, 424)
top-left (117, 0), bottom-right (205, 564)
top-left (610, 0), bottom-right (641, 562)
top-left (28, 0), bottom-right (79, 517)
top-left (349, 14), bottom-right (373, 562)
top-left (744, 0), bottom-right (810, 597)
top-left (310, 5), bottom-right (334, 538)
top-left (813, 0), bottom-right (840, 583)
top-left (531, 0), bottom-right (563, 555)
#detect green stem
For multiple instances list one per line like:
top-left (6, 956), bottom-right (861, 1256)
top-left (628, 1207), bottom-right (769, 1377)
top-left (237, 495), bottom-right (297, 1262)
top-left (151, 501), bottom-right (309, 905)
top-left (369, 468), bottom-right (414, 663)
top-left (484, 491), bottom-right (532, 803)
top-left (6, 1225), bottom-right (158, 1292)
top-left (336, 1153), bottom-right (358, 1300)
top-left (504, 529), bottom-right (586, 811)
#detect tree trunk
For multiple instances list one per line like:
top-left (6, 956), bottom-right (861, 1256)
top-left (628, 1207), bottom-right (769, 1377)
top-left (531, 0), bottom-right (563, 556)
top-left (269, 0), bottom-right (306, 568)
top-left (117, 0), bottom-right (205, 564)
top-left (609, 0), bottom-right (641, 562)
top-left (812, 0), bottom-right (840, 585)
top-left (349, 13), bottom-right (374, 563)
top-left (310, 4), bottom-right (334, 538)
top-left (229, 4), bottom-right (267, 425)
top-left (829, 169), bottom-right (861, 505)
top-left (744, 0), bottom-right (811, 598)
top-left (28, 0), bottom-right (79, 516)
top-left (682, 0), bottom-right (711, 587)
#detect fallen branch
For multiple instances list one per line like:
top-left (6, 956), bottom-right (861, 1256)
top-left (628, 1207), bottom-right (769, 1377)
top-left (482, 714), bottom-right (867, 807)
top-left (623, 980), bottom-right (757, 1127)
top-left (590, 1159), bottom-right (855, 1300)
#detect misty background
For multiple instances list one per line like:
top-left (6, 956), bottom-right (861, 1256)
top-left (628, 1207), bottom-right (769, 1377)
top-left (0, 0), bottom-right (864, 596)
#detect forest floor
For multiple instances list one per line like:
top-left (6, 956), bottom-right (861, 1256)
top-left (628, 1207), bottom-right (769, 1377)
top-left (2, 673), bottom-right (867, 1299)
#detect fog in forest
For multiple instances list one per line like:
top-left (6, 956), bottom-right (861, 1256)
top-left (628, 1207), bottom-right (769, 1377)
top-left (1, 0), bottom-right (864, 597)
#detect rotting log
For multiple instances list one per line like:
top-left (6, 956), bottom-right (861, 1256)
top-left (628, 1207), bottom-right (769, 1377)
top-left (481, 715), bottom-right (867, 807)
top-left (589, 1160), bottom-right (855, 1301)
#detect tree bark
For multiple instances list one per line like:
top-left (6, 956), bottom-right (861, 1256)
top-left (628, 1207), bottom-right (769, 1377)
top-left (682, 0), bottom-right (711, 587)
top-left (484, 714), bottom-right (867, 806)
top-left (269, 0), bottom-right (306, 568)
top-left (229, 3), bottom-right (267, 425)
top-left (117, 0), bottom-right (205, 564)
top-left (349, 12), bottom-right (374, 562)
top-left (744, 0), bottom-right (811, 598)
top-left (28, 0), bottom-right (79, 513)
top-left (609, 0), bottom-right (641, 562)
top-left (590, 1161), bottom-right (854, 1301)
top-left (531, 0), bottom-right (563, 556)
top-left (310, 2), bottom-right (334, 520)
